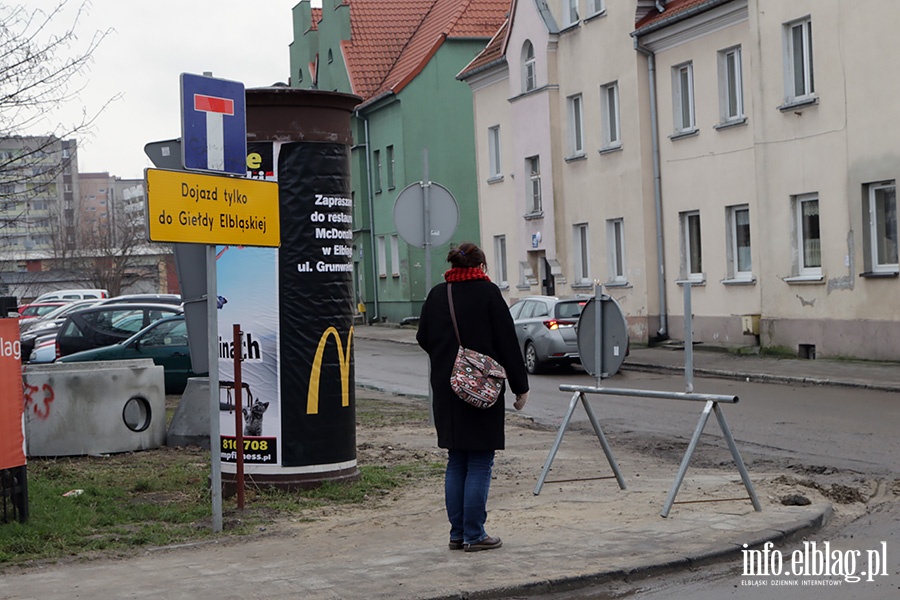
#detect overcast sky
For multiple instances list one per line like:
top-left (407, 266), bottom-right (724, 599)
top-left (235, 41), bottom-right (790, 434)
top-left (26, 0), bottom-right (321, 180)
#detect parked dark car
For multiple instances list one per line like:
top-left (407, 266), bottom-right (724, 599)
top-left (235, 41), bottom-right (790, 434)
top-left (18, 299), bottom-right (104, 361)
top-left (55, 303), bottom-right (184, 359)
top-left (509, 295), bottom-right (589, 374)
top-left (57, 315), bottom-right (199, 394)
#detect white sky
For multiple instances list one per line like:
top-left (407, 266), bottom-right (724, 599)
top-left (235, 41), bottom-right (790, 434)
top-left (26, 1), bottom-right (322, 180)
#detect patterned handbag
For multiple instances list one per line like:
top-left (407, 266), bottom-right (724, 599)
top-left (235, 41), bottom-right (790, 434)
top-left (447, 284), bottom-right (507, 409)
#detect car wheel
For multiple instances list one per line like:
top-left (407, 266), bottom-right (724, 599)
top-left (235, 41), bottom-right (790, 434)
top-left (524, 342), bottom-right (541, 375)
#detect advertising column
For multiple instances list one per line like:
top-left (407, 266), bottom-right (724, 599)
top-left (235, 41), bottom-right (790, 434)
top-left (278, 141), bottom-right (355, 470)
top-left (216, 88), bottom-right (361, 490)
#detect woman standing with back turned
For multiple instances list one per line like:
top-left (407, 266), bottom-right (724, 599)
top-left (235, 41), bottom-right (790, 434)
top-left (416, 241), bottom-right (529, 552)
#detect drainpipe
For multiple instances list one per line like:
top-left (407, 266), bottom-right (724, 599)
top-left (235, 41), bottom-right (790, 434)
top-left (634, 38), bottom-right (668, 341)
top-left (356, 111), bottom-right (380, 323)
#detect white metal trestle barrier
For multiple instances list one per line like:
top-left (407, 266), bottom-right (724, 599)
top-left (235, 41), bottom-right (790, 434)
top-left (533, 283), bottom-right (762, 518)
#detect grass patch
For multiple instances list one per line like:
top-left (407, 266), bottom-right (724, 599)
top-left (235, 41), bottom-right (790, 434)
top-left (0, 393), bottom-right (439, 567)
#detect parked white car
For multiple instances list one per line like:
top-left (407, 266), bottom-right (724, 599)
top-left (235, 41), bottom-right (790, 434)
top-left (33, 289), bottom-right (109, 302)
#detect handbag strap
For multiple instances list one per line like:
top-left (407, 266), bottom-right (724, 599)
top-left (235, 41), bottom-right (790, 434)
top-left (447, 283), bottom-right (462, 346)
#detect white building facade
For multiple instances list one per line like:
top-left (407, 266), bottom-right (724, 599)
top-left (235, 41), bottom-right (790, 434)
top-left (462, 0), bottom-right (900, 360)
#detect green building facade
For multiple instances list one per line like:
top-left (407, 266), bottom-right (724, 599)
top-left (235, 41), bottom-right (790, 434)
top-left (289, 0), bottom-right (505, 323)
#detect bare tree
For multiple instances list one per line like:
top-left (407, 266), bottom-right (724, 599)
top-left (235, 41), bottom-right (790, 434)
top-left (0, 0), bottom-right (112, 236)
top-left (71, 219), bottom-right (161, 297)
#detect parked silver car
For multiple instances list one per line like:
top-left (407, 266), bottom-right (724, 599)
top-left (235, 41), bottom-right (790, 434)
top-left (509, 295), bottom-right (589, 374)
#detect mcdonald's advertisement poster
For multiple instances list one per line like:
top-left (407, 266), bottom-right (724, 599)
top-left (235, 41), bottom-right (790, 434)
top-left (216, 244), bottom-right (280, 466)
top-left (277, 141), bottom-right (356, 468)
top-left (0, 318), bottom-right (26, 470)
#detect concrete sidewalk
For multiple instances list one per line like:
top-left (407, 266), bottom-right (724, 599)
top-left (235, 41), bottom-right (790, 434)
top-left (2, 324), bottom-right (895, 600)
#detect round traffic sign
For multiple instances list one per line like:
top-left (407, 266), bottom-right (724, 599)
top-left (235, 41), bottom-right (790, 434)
top-left (393, 181), bottom-right (459, 248)
top-left (577, 295), bottom-right (629, 378)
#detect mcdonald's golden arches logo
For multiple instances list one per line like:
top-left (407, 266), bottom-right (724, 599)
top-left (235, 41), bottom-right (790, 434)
top-left (307, 326), bottom-right (353, 415)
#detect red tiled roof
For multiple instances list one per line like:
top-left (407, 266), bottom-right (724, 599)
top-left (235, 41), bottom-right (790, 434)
top-left (331, 0), bottom-right (508, 103)
top-left (342, 0), bottom-right (434, 99)
top-left (457, 18), bottom-right (508, 80)
top-left (309, 8), bottom-right (322, 31)
top-left (634, 0), bottom-right (726, 31)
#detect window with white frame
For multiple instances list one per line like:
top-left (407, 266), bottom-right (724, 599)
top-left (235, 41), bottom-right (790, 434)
top-left (588, 0), bottom-right (605, 16)
top-left (726, 205), bottom-right (752, 279)
top-left (600, 81), bottom-right (620, 148)
top-left (718, 46), bottom-right (744, 123)
top-left (373, 149), bottom-right (382, 192)
top-left (784, 17), bottom-right (815, 102)
top-left (673, 63), bottom-right (695, 134)
top-left (386, 145), bottom-right (395, 189)
top-left (573, 223), bottom-right (590, 284)
top-left (493, 235), bottom-right (508, 286)
top-left (488, 126), bottom-right (502, 178)
top-left (568, 94), bottom-right (584, 156)
top-left (793, 193), bottom-right (821, 276)
top-left (390, 234), bottom-right (400, 277)
top-left (376, 235), bottom-right (387, 277)
top-left (866, 181), bottom-right (898, 273)
top-left (564, 0), bottom-right (579, 27)
top-left (680, 210), bottom-right (703, 281)
top-left (607, 218), bottom-right (626, 282)
top-left (527, 156), bottom-right (542, 213)
top-left (523, 41), bottom-right (536, 92)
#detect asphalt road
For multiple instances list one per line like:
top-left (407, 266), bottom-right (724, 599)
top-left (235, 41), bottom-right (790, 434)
top-left (355, 337), bottom-right (900, 599)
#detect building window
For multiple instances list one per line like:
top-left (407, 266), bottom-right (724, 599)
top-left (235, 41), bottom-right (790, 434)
top-left (327, 49), bottom-right (334, 63)
top-left (793, 194), bottom-right (821, 276)
top-left (567, 94), bottom-right (584, 156)
top-left (607, 218), bottom-right (625, 282)
top-left (588, 0), bottom-right (605, 16)
top-left (673, 63), bottom-right (695, 134)
top-left (573, 223), bottom-right (590, 284)
top-left (866, 181), bottom-right (898, 273)
top-left (726, 205), bottom-right (752, 279)
top-left (493, 235), bottom-right (508, 287)
top-left (600, 81), bottom-right (620, 149)
top-left (718, 46), bottom-right (744, 123)
top-left (784, 17), bottom-right (814, 102)
top-left (564, 0), bottom-right (579, 27)
top-left (680, 210), bottom-right (703, 281)
top-left (376, 235), bottom-right (387, 277)
top-left (523, 41), bottom-right (536, 92)
top-left (526, 156), bottom-right (541, 213)
top-left (386, 145), bottom-right (395, 189)
top-left (390, 234), bottom-right (400, 277)
top-left (373, 149), bottom-right (382, 193)
top-left (488, 126), bottom-right (502, 178)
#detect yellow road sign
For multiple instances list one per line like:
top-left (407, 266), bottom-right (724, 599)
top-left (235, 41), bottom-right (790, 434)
top-left (145, 168), bottom-right (280, 246)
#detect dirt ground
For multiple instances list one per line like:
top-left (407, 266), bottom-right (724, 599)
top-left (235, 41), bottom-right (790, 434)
top-left (286, 389), bottom-right (887, 541)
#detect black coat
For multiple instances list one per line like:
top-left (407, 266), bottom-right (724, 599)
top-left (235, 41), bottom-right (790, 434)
top-left (416, 280), bottom-right (529, 450)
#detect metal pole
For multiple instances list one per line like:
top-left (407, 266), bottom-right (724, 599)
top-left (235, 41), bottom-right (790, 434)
top-left (233, 324), bottom-right (245, 510)
top-left (580, 396), bottom-right (626, 490)
top-left (661, 400), bottom-right (713, 518)
top-left (422, 148), bottom-right (432, 292)
top-left (594, 283), bottom-right (603, 385)
top-left (206, 246), bottom-right (222, 532)
top-left (713, 403), bottom-right (762, 512)
top-left (684, 282), bottom-right (693, 393)
top-left (534, 392), bottom-right (581, 495)
top-left (423, 149), bottom-right (434, 427)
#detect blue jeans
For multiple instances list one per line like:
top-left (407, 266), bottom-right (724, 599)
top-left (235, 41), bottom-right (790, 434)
top-left (445, 449), bottom-right (495, 544)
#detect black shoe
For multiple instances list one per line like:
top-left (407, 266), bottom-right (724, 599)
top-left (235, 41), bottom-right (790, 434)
top-left (464, 535), bottom-right (502, 552)
top-left (449, 539), bottom-right (464, 550)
